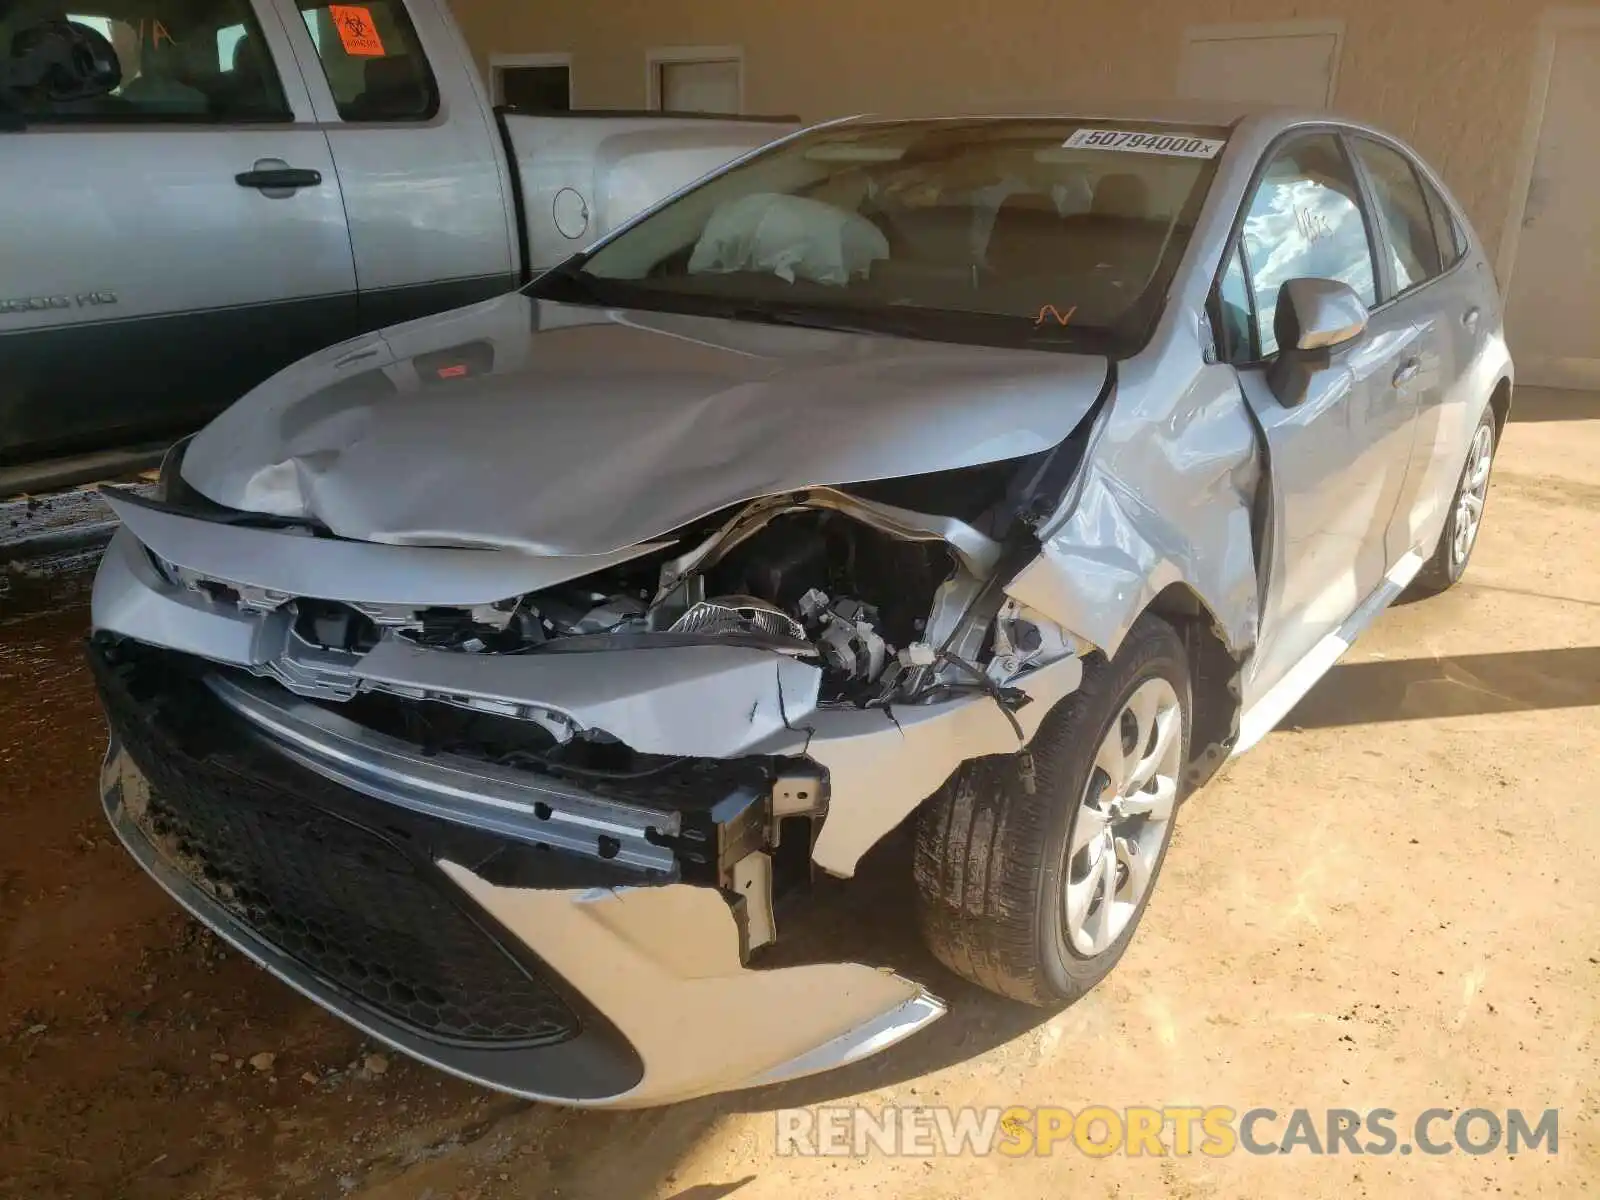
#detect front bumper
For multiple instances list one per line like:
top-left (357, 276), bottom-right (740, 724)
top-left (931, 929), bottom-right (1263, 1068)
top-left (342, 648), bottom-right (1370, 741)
top-left (91, 523), bottom-right (1086, 878)
top-left (91, 642), bottom-right (944, 1107)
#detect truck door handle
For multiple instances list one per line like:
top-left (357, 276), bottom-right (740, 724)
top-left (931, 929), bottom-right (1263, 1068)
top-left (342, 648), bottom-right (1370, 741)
top-left (1392, 358), bottom-right (1422, 388)
top-left (235, 166), bottom-right (322, 191)
top-left (1462, 307), bottom-right (1482, 331)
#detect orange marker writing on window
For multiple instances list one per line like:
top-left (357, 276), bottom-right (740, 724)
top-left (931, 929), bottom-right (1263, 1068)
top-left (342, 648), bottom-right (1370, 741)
top-left (1034, 304), bottom-right (1078, 328)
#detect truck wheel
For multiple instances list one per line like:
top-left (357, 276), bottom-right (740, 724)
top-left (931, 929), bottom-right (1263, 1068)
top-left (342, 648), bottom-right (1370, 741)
top-left (913, 615), bottom-right (1190, 1006)
top-left (1412, 405), bottom-right (1497, 595)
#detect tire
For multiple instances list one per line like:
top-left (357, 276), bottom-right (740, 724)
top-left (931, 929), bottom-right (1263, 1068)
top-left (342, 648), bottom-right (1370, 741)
top-left (913, 615), bottom-right (1191, 1007)
top-left (1412, 405), bottom-right (1498, 596)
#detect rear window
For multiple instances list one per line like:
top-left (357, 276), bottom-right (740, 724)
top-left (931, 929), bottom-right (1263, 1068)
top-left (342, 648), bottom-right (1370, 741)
top-left (294, 0), bottom-right (437, 122)
top-left (558, 119), bottom-right (1228, 355)
top-left (1422, 176), bottom-right (1466, 268)
top-left (1352, 137), bottom-right (1443, 298)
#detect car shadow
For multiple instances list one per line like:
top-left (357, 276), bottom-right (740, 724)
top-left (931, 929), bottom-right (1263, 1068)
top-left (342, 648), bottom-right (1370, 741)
top-left (663, 1178), bottom-right (758, 1200)
top-left (1508, 387), bottom-right (1600, 423)
top-left (1286, 645), bottom-right (1600, 728)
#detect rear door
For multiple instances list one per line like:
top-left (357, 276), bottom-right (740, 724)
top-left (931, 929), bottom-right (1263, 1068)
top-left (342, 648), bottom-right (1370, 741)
top-left (1349, 136), bottom-right (1489, 561)
top-left (1346, 134), bottom-right (1463, 567)
top-left (1214, 131), bottom-right (1424, 706)
top-left (0, 0), bottom-right (357, 461)
top-left (269, 0), bottom-right (516, 329)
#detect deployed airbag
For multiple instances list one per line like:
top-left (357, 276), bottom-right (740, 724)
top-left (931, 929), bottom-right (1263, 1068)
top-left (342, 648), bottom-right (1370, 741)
top-left (688, 193), bottom-right (889, 284)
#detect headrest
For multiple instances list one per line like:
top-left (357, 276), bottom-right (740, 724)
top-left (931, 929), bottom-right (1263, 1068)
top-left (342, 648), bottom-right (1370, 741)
top-left (363, 54), bottom-right (423, 95)
top-left (1091, 173), bottom-right (1150, 220)
top-left (228, 32), bottom-right (267, 79)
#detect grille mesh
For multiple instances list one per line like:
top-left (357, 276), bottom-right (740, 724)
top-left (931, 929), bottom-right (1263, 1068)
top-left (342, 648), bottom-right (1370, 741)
top-left (101, 659), bottom-right (580, 1048)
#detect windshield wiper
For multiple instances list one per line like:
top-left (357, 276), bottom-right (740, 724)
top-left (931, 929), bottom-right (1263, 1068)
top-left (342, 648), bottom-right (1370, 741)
top-left (529, 256), bottom-right (603, 300)
top-left (531, 277), bottom-right (1106, 350)
top-left (718, 302), bottom-right (914, 337)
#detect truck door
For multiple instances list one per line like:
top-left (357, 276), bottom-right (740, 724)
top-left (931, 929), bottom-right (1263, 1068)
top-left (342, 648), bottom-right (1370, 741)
top-left (269, 0), bottom-right (517, 329)
top-left (0, 0), bottom-right (358, 461)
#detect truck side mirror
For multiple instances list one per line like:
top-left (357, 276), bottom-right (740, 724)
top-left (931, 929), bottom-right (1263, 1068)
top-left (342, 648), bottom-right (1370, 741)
top-left (1267, 277), bottom-right (1369, 407)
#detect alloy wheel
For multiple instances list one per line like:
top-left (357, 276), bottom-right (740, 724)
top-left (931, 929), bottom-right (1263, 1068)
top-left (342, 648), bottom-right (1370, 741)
top-left (1452, 422), bottom-right (1495, 568)
top-left (1063, 677), bottom-right (1182, 957)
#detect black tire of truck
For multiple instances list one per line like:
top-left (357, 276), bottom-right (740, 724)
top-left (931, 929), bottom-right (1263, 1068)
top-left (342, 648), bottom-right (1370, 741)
top-left (913, 614), bottom-right (1191, 1007)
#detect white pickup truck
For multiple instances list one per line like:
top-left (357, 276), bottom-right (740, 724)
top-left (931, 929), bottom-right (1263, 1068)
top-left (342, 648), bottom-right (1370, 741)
top-left (0, 0), bottom-right (794, 463)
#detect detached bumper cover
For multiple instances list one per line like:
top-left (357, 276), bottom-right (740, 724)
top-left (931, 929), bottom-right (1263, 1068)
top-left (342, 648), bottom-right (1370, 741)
top-left (91, 643), bottom-right (943, 1107)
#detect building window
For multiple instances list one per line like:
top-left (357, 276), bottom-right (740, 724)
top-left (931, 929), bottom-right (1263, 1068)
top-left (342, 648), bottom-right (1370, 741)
top-left (648, 47), bottom-right (741, 114)
top-left (490, 54), bottom-right (571, 111)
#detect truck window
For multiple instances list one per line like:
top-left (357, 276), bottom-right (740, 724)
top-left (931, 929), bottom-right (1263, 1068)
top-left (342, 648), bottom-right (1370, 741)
top-left (2, 0), bottom-right (291, 123)
top-left (294, 0), bottom-right (437, 122)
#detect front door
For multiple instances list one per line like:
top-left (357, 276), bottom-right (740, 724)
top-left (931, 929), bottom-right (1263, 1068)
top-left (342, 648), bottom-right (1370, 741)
top-left (1504, 24), bottom-right (1600, 390)
top-left (0, 0), bottom-right (358, 461)
top-left (1215, 132), bottom-right (1422, 707)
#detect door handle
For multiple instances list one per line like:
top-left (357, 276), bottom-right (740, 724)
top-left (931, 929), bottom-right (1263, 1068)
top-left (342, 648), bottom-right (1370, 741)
top-left (235, 164), bottom-right (322, 192)
top-left (1462, 307), bottom-right (1482, 331)
top-left (1392, 358), bottom-right (1422, 388)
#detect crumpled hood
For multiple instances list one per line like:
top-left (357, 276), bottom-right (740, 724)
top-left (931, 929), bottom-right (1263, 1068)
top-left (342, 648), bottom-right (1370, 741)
top-left (184, 293), bottom-right (1108, 556)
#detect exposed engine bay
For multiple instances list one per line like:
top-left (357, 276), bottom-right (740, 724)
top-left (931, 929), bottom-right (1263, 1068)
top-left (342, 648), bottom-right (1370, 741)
top-left (217, 484), bottom-right (1074, 742)
top-left (388, 506), bottom-right (957, 700)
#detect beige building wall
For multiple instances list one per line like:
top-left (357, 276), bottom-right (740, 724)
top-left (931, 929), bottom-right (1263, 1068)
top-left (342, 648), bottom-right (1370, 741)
top-left (449, 0), bottom-right (1599, 264)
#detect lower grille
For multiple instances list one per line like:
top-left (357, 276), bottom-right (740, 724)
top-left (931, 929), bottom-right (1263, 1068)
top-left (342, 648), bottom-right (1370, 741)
top-left (96, 648), bottom-right (581, 1049)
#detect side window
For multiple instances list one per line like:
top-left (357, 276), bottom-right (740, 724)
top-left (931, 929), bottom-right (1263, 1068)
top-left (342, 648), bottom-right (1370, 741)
top-left (1240, 134), bottom-right (1377, 358)
top-left (1352, 138), bottom-right (1442, 297)
top-left (1, 2), bottom-right (290, 122)
top-left (1422, 179), bottom-right (1465, 269)
top-left (295, 0), bottom-right (437, 122)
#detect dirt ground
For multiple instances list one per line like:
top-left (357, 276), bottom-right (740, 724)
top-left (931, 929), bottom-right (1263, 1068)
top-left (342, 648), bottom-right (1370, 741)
top-left (1, 388), bottom-right (1596, 1199)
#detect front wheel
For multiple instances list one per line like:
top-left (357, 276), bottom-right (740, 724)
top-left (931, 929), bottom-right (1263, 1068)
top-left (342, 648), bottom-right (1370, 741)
top-left (913, 616), bottom-right (1190, 1007)
top-left (1413, 406), bottom-right (1497, 595)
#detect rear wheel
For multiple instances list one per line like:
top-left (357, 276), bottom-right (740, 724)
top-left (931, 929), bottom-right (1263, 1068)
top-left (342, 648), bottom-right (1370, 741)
top-left (1413, 406), bottom-right (1497, 595)
top-left (913, 616), bottom-right (1190, 1006)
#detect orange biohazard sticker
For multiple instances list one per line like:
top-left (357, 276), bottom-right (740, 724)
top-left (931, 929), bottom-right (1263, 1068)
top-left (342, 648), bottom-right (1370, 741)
top-left (328, 5), bottom-right (386, 56)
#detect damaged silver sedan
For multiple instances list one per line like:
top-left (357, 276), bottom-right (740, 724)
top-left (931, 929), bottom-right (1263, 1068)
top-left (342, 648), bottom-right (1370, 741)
top-left (90, 104), bottom-right (1513, 1107)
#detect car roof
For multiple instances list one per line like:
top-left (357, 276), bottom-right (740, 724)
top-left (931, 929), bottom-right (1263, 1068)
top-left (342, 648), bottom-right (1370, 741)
top-left (838, 100), bottom-right (1366, 136)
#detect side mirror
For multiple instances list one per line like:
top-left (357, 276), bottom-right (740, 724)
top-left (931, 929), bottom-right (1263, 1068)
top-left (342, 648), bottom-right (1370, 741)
top-left (1267, 277), bottom-right (1369, 407)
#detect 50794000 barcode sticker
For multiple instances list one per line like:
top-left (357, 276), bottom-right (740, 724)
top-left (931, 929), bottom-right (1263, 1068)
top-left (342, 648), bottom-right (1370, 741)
top-left (1063, 129), bottom-right (1227, 158)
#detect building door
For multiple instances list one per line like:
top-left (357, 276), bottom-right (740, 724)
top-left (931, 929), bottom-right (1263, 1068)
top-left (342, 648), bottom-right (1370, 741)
top-left (1504, 26), bottom-right (1600, 389)
top-left (1178, 22), bottom-right (1341, 109)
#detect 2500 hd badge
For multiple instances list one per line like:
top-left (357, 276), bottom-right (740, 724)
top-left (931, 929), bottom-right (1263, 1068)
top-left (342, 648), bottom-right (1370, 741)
top-left (0, 291), bottom-right (117, 316)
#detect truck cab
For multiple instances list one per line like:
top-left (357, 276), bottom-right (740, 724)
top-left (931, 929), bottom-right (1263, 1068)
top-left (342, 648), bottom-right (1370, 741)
top-left (0, 0), bottom-right (793, 462)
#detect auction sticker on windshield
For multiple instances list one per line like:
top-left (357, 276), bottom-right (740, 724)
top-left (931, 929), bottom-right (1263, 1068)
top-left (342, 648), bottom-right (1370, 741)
top-left (1064, 129), bottom-right (1226, 158)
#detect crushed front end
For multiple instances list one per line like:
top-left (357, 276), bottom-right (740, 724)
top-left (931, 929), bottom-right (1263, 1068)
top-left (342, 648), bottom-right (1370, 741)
top-left (89, 451), bottom-right (1095, 1105)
